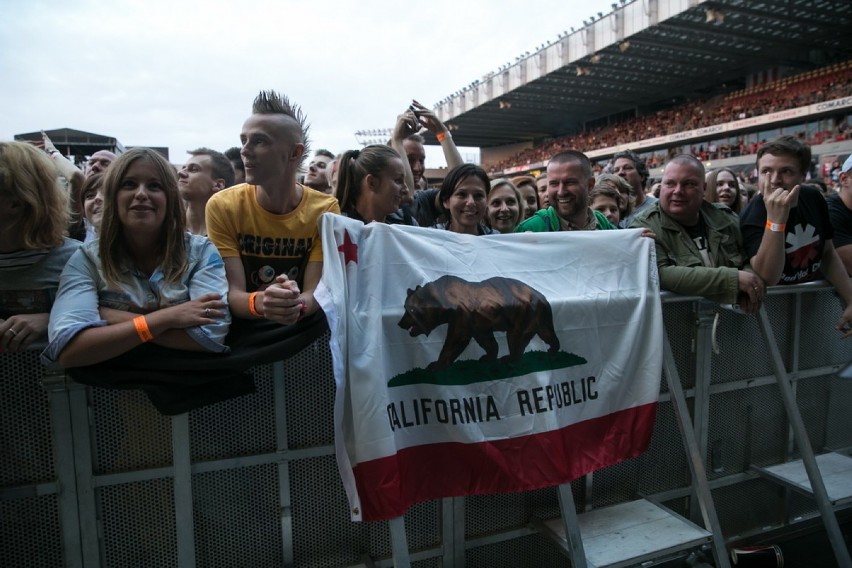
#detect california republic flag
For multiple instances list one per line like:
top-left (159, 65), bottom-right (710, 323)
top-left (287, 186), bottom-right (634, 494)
top-left (315, 214), bottom-right (663, 522)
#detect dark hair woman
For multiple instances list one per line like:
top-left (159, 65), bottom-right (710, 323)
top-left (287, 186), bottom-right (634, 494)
top-left (433, 164), bottom-right (495, 235)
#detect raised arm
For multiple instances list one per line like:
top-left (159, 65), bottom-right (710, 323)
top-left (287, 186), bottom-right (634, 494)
top-left (40, 131), bottom-right (84, 184)
top-left (411, 100), bottom-right (463, 169)
top-left (390, 110), bottom-right (418, 195)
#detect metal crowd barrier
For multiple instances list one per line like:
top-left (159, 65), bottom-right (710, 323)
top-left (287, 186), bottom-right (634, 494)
top-left (1, 283), bottom-right (851, 567)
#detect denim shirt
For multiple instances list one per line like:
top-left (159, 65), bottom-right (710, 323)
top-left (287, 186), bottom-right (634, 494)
top-left (43, 233), bottom-right (230, 363)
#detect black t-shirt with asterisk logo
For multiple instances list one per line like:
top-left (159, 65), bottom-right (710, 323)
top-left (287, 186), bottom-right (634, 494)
top-left (741, 184), bottom-right (832, 284)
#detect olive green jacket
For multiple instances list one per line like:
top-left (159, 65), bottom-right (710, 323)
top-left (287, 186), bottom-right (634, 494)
top-left (630, 201), bottom-right (747, 304)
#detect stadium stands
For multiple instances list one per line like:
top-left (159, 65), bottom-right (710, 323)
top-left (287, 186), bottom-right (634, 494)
top-left (486, 61), bottom-right (852, 175)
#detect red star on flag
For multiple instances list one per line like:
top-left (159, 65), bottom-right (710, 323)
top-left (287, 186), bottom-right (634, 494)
top-left (338, 230), bottom-right (358, 264)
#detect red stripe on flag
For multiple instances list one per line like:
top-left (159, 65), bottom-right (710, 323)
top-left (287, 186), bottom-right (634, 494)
top-left (352, 402), bottom-right (657, 521)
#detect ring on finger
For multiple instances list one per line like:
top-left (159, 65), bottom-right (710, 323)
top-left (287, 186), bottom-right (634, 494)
top-left (204, 308), bottom-right (210, 317)
top-left (7, 328), bottom-right (18, 337)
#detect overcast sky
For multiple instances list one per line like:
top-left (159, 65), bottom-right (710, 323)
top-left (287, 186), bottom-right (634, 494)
top-left (1, 0), bottom-right (618, 167)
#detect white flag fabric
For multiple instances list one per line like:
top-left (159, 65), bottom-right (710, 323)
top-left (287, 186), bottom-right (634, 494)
top-left (316, 214), bottom-right (663, 521)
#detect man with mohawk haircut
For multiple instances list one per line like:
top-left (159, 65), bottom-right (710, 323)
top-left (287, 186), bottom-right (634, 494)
top-left (206, 90), bottom-right (340, 326)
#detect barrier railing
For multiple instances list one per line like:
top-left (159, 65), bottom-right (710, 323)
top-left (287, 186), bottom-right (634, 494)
top-left (1, 283), bottom-right (850, 567)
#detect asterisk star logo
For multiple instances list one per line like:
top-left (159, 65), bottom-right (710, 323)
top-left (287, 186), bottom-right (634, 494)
top-left (785, 224), bottom-right (820, 269)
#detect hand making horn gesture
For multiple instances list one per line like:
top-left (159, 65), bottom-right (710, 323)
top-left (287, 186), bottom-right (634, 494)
top-left (761, 170), bottom-right (799, 229)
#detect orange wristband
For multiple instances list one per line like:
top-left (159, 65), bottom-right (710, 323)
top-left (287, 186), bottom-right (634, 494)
top-left (133, 316), bottom-right (154, 343)
top-left (436, 131), bottom-right (449, 143)
top-left (248, 292), bottom-right (262, 318)
top-left (765, 220), bottom-right (786, 232)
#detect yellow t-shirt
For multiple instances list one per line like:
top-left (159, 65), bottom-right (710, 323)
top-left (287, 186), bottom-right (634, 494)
top-left (206, 183), bottom-right (340, 291)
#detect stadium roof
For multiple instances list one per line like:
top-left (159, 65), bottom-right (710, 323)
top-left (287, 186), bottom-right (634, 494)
top-left (433, 0), bottom-right (852, 148)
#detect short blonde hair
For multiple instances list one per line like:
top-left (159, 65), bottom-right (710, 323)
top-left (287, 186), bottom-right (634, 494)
top-left (0, 141), bottom-right (69, 249)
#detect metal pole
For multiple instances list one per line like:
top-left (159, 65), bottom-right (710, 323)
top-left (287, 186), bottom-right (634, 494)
top-left (43, 368), bottom-right (84, 568)
top-left (662, 333), bottom-right (731, 568)
top-left (690, 302), bottom-right (716, 523)
top-left (272, 361), bottom-right (295, 567)
top-left (441, 497), bottom-right (465, 566)
top-left (67, 382), bottom-right (101, 566)
top-left (557, 483), bottom-right (588, 568)
top-left (757, 307), bottom-right (852, 568)
top-left (388, 516), bottom-right (411, 567)
top-left (171, 413), bottom-right (195, 567)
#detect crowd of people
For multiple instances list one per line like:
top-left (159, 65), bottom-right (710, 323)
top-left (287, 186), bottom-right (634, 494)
top-left (3, 89), bottom-right (852, 369)
top-left (486, 61), bottom-right (852, 175)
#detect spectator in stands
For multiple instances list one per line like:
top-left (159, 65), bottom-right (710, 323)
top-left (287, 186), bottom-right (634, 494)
top-left (487, 179), bottom-right (523, 233)
top-left (535, 174), bottom-right (549, 208)
top-left (434, 164), bottom-right (495, 235)
top-left (741, 135), bottom-right (852, 335)
top-left (85, 150), bottom-right (117, 177)
top-left (827, 155), bottom-right (852, 275)
top-left (613, 150), bottom-right (656, 228)
top-left (630, 155), bottom-right (763, 311)
top-left (206, 90), bottom-right (339, 326)
top-left (517, 151), bottom-right (616, 232)
top-left (43, 148), bottom-right (230, 367)
top-left (0, 141), bottom-right (81, 352)
top-left (829, 159), bottom-right (842, 186)
top-left (809, 177), bottom-right (830, 198)
top-left (742, 182), bottom-right (757, 204)
top-left (224, 147), bottom-right (246, 185)
top-left (486, 63), bottom-right (852, 176)
top-left (511, 175), bottom-right (539, 219)
top-left (78, 173), bottom-right (105, 242)
top-left (337, 145), bottom-right (410, 224)
top-left (303, 149), bottom-right (334, 194)
top-left (705, 168), bottom-right (743, 214)
top-left (594, 173), bottom-right (633, 226)
top-left (178, 148), bottom-right (235, 236)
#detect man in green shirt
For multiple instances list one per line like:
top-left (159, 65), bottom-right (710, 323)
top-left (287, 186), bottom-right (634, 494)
top-left (516, 150), bottom-right (616, 232)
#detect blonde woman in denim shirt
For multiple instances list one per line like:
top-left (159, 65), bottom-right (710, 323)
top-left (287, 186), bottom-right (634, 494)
top-left (44, 148), bottom-right (230, 367)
